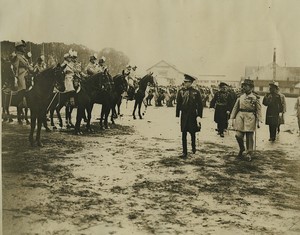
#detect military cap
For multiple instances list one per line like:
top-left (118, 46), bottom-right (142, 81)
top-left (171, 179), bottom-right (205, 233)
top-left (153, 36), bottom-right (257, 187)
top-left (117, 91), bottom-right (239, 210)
top-left (219, 82), bottom-right (228, 87)
top-left (269, 81), bottom-right (279, 88)
top-left (241, 79), bottom-right (254, 87)
top-left (184, 74), bottom-right (196, 82)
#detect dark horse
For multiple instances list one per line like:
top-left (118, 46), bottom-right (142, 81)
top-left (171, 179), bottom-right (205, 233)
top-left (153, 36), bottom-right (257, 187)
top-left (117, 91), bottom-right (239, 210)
top-left (132, 72), bottom-right (156, 119)
top-left (1, 57), bottom-right (30, 124)
top-left (26, 64), bottom-right (66, 146)
top-left (73, 70), bottom-right (113, 134)
top-left (110, 72), bottom-right (129, 121)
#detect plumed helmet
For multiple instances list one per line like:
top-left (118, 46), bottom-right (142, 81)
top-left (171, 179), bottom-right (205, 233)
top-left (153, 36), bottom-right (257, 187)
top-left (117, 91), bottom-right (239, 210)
top-left (99, 56), bottom-right (106, 64)
top-left (15, 40), bottom-right (26, 47)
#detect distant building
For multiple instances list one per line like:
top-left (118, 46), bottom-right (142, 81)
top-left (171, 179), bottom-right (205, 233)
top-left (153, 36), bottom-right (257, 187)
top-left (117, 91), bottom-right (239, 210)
top-left (244, 48), bottom-right (300, 97)
top-left (196, 75), bottom-right (240, 88)
top-left (146, 60), bottom-right (237, 88)
top-left (146, 60), bottom-right (184, 86)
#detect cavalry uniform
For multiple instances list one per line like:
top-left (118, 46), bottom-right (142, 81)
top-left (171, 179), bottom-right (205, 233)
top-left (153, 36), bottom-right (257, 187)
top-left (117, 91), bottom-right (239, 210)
top-left (62, 58), bottom-right (75, 92)
top-left (12, 51), bottom-right (33, 91)
top-left (176, 74), bottom-right (203, 157)
top-left (85, 62), bottom-right (99, 76)
top-left (34, 61), bottom-right (47, 74)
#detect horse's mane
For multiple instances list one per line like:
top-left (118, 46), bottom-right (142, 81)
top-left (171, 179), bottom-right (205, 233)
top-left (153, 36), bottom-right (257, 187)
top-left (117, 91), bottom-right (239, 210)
top-left (34, 67), bottom-right (54, 81)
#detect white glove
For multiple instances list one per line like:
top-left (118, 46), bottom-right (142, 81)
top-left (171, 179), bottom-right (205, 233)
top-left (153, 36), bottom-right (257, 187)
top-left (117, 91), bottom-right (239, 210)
top-left (196, 116), bottom-right (201, 123)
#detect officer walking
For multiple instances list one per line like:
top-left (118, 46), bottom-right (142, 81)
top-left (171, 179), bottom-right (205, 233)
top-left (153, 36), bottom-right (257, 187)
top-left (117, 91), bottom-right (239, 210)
top-left (262, 81), bottom-right (283, 141)
top-left (176, 74), bottom-right (203, 158)
top-left (230, 79), bottom-right (261, 161)
top-left (210, 82), bottom-right (233, 137)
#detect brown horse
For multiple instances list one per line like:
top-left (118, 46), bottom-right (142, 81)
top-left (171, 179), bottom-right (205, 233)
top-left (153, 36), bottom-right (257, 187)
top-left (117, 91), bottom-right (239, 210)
top-left (26, 64), bottom-right (66, 146)
top-left (132, 72), bottom-right (156, 119)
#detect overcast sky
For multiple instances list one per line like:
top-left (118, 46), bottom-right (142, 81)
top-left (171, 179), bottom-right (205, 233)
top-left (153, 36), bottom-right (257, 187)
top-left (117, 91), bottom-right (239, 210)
top-left (1, 0), bottom-right (300, 80)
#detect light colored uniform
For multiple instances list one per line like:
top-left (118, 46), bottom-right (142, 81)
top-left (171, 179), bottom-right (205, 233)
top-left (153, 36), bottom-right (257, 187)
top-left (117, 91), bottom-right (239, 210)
top-left (85, 62), bottom-right (99, 75)
top-left (62, 60), bottom-right (75, 92)
top-left (12, 51), bottom-right (33, 91)
top-left (34, 62), bottom-right (47, 74)
top-left (230, 93), bottom-right (261, 132)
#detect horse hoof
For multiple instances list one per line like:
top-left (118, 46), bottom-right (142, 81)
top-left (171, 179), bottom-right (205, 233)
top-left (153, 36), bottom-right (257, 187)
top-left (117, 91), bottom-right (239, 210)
top-left (26, 121), bottom-right (31, 125)
top-left (52, 126), bottom-right (57, 130)
top-left (36, 141), bottom-right (43, 147)
top-left (18, 121), bottom-right (23, 125)
top-left (9, 118), bottom-right (13, 122)
top-left (133, 116), bottom-right (136, 120)
top-left (45, 128), bottom-right (51, 132)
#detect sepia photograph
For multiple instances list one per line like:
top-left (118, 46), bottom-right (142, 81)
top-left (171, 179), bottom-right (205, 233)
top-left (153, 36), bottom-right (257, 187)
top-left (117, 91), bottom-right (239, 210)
top-left (1, 0), bottom-right (300, 234)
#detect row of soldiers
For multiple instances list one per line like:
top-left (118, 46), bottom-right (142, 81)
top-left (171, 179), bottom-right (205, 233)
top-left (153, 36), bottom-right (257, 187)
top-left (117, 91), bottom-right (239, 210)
top-left (176, 74), bottom-right (289, 161)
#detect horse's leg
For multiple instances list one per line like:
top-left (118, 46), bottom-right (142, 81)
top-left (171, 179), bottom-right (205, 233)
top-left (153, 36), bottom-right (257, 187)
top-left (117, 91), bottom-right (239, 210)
top-left (86, 103), bottom-right (94, 132)
top-left (56, 104), bottom-right (63, 128)
top-left (25, 107), bottom-right (30, 125)
top-left (17, 106), bottom-right (23, 124)
top-left (69, 106), bottom-right (75, 128)
top-left (104, 105), bottom-right (110, 129)
top-left (117, 98), bottom-right (122, 116)
top-left (43, 113), bottom-right (51, 132)
top-left (111, 106), bottom-right (115, 125)
top-left (36, 115), bottom-right (44, 147)
top-left (100, 105), bottom-right (104, 129)
top-left (132, 100), bottom-right (138, 119)
top-left (75, 106), bottom-right (83, 135)
top-left (138, 101), bottom-right (143, 119)
top-left (50, 107), bottom-right (55, 128)
top-left (65, 105), bottom-right (70, 128)
top-left (29, 113), bottom-right (36, 147)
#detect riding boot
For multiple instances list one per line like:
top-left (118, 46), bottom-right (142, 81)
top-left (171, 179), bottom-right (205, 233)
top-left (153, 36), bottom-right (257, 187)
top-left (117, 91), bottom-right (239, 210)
top-left (181, 132), bottom-right (188, 158)
top-left (236, 136), bottom-right (245, 158)
top-left (191, 132), bottom-right (196, 154)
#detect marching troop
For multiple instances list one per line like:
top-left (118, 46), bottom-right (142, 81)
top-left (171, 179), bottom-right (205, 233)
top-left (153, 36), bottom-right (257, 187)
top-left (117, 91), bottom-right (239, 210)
top-left (2, 40), bottom-right (300, 161)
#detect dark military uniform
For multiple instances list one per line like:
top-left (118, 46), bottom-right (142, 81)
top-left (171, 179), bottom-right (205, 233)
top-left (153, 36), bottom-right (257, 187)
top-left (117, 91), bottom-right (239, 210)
top-left (176, 78), bottom-right (203, 157)
top-left (262, 84), bottom-right (283, 141)
top-left (210, 85), bottom-right (234, 136)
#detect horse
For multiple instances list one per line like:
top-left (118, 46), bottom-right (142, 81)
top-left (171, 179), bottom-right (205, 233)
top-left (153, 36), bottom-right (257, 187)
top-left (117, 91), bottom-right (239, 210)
top-left (1, 57), bottom-right (30, 124)
top-left (72, 70), bottom-right (113, 134)
top-left (48, 89), bottom-right (76, 129)
top-left (110, 72), bottom-right (129, 121)
top-left (132, 72), bottom-right (156, 119)
top-left (26, 64), bottom-right (66, 146)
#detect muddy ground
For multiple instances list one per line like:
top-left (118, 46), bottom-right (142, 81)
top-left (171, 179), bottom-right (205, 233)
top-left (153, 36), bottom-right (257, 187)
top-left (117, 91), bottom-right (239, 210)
top-left (2, 99), bottom-right (300, 234)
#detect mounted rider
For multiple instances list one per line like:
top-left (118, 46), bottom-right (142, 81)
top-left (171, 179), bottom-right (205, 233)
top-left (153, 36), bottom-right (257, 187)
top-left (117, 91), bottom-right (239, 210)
top-left (85, 54), bottom-right (99, 76)
top-left (127, 65), bottom-right (138, 100)
top-left (34, 55), bottom-right (47, 75)
top-left (12, 40), bottom-right (34, 92)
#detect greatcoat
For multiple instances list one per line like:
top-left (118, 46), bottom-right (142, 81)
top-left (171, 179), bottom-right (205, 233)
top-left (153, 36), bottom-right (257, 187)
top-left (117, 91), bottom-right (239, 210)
top-left (176, 87), bottom-right (203, 133)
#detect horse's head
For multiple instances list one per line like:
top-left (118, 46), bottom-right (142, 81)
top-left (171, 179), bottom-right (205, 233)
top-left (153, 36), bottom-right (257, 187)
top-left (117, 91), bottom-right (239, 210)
top-left (145, 72), bottom-right (157, 87)
top-left (52, 63), bottom-right (67, 92)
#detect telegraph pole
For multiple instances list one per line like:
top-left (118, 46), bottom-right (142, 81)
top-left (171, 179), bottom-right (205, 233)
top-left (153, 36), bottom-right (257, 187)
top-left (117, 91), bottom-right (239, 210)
top-left (273, 48), bottom-right (276, 81)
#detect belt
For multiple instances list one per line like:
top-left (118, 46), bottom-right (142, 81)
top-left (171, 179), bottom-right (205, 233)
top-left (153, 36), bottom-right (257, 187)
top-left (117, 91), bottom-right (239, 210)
top-left (239, 109), bottom-right (255, 112)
